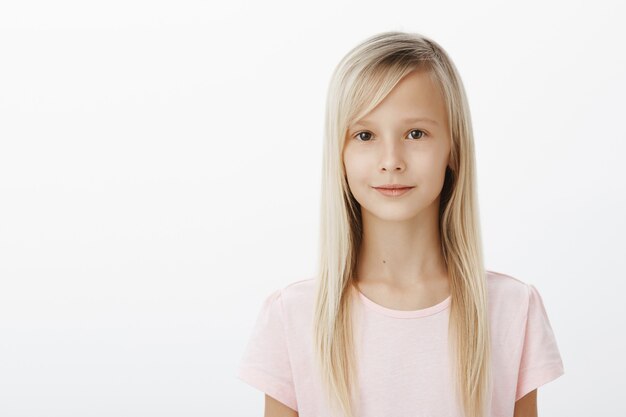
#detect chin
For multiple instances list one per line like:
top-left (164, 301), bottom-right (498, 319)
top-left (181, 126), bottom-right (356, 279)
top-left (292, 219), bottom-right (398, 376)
top-left (363, 206), bottom-right (424, 222)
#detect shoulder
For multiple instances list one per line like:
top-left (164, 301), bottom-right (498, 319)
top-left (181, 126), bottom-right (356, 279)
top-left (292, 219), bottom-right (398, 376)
top-left (256, 276), bottom-right (317, 321)
top-left (485, 270), bottom-right (542, 342)
top-left (485, 270), bottom-right (535, 329)
top-left (276, 276), bottom-right (317, 314)
top-left (282, 275), bottom-right (318, 296)
top-left (486, 269), bottom-right (532, 305)
top-left (260, 276), bottom-right (316, 303)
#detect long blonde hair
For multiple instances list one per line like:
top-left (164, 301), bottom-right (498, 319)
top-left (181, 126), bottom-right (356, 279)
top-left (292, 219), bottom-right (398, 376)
top-left (312, 31), bottom-right (492, 417)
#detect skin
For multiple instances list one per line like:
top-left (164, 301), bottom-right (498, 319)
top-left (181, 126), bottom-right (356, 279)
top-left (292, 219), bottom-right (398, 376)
top-left (343, 68), bottom-right (452, 307)
top-left (263, 68), bottom-right (538, 416)
top-left (265, 394), bottom-right (298, 417)
top-left (514, 389), bottom-right (538, 416)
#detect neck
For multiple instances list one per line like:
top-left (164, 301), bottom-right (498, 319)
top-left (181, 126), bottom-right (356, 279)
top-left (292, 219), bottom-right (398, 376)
top-left (355, 199), bottom-right (448, 288)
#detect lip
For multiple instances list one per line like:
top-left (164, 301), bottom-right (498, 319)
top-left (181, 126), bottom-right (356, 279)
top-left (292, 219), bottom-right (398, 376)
top-left (373, 185), bottom-right (414, 197)
top-left (374, 184), bottom-right (413, 189)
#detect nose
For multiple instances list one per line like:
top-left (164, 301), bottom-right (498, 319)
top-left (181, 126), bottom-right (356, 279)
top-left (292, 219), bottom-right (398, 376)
top-left (379, 138), bottom-right (406, 172)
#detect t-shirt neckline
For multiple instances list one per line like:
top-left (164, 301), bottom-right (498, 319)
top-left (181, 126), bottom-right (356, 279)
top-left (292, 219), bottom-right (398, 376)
top-left (353, 284), bottom-right (451, 318)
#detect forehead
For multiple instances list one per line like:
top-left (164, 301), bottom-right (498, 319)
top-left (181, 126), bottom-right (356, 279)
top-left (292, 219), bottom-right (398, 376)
top-left (350, 69), bottom-right (447, 128)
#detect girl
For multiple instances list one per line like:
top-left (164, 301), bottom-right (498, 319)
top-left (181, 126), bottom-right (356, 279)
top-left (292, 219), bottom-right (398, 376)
top-left (237, 31), bottom-right (564, 417)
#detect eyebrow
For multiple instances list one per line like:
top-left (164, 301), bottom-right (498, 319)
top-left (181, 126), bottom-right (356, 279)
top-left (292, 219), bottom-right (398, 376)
top-left (351, 116), bottom-right (440, 128)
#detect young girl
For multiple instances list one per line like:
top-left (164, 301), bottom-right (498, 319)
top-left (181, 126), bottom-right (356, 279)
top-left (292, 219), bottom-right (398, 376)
top-left (236, 31), bottom-right (564, 417)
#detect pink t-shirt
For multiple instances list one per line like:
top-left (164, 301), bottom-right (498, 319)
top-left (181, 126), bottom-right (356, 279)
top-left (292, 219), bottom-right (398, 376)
top-left (236, 270), bottom-right (565, 416)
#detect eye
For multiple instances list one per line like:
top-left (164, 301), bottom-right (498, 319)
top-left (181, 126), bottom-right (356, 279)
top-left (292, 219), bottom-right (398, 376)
top-left (354, 131), bottom-right (373, 141)
top-left (352, 129), bottom-right (427, 142)
top-left (408, 129), bottom-right (426, 140)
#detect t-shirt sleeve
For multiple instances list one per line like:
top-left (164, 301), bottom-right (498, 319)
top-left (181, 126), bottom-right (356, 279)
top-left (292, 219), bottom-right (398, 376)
top-left (515, 283), bottom-right (565, 401)
top-left (236, 289), bottom-right (298, 411)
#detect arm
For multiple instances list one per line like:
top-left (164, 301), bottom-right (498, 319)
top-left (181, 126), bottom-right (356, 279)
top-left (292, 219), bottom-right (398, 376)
top-left (514, 389), bottom-right (537, 417)
top-left (265, 394), bottom-right (299, 417)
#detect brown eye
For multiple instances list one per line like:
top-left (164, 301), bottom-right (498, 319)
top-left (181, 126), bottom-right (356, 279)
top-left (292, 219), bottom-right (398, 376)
top-left (408, 129), bottom-right (425, 140)
top-left (354, 131), bottom-right (372, 141)
top-left (353, 129), bottom-right (426, 142)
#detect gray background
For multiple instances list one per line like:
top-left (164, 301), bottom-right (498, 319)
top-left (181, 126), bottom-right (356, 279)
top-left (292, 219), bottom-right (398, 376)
top-left (1, 0), bottom-right (624, 415)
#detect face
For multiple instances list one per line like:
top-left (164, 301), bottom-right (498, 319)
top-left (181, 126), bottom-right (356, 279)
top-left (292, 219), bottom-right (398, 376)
top-left (342, 69), bottom-right (451, 222)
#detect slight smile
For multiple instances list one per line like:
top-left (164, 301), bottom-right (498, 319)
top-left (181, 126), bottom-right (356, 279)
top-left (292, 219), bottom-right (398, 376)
top-left (372, 185), bottom-right (415, 197)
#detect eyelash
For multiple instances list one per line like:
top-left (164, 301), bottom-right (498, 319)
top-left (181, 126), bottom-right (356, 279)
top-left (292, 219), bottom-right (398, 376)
top-left (351, 129), bottom-right (428, 142)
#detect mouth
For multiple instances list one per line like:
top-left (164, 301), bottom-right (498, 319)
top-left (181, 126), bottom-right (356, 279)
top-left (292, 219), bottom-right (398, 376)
top-left (372, 184), bottom-right (414, 190)
top-left (373, 186), bottom-right (414, 197)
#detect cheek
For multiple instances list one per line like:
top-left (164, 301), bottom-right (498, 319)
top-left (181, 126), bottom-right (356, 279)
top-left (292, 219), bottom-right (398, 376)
top-left (345, 166), bottom-right (367, 194)
top-left (412, 159), bottom-right (447, 193)
top-left (414, 148), bottom-right (448, 178)
top-left (343, 153), bottom-right (369, 184)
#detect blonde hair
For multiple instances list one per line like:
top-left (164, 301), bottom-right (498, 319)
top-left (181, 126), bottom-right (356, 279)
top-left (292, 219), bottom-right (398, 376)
top-left (312, 31), bottom-right (492, 417)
